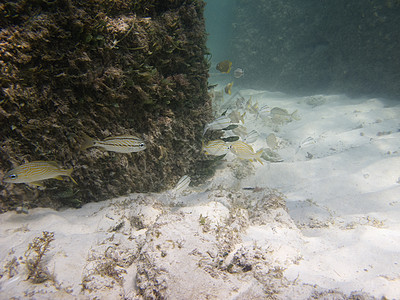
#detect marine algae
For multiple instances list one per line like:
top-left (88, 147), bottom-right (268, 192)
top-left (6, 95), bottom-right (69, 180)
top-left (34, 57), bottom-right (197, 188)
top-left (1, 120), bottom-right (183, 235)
top-left (24, 231), bottom-right (55, 284)
top-left (0, 0), bottom-right (212, 212)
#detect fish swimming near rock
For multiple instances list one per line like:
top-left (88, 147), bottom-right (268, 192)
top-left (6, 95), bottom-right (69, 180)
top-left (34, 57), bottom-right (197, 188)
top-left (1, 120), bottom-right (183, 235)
top-left (242, 129), bottom-right (259, 143)
top-left (3, 161), bottom-right (77, 186)
top-left (203, 115), bottom-right (232, 135)
top-left (230, 140), bottom-right (263, 164)
top-left (224, 81), bottom-right (233, 95)
top-left (232, 125), bottom-right (248, 139)
top-left (81, 134), bottom-right (146, 153)
top-left (173, 175), bottom-right (191, 195)
top-left (221, 136), bottom-right (239, 143)
top-left (256, 104), bottom-right (270, 120)
top-left (202, 139), bottom-right (231, 156)
top-left (216, 60), bottom-right (232, 73)
top-left (228, 110), bottom-right (246, 124)
top-left (233, 68), bottom-right (244, 78)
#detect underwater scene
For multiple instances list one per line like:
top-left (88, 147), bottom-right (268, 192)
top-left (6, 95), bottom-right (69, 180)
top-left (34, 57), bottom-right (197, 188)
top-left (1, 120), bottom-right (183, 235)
top-left (0, 0), bottom-right (400, 298)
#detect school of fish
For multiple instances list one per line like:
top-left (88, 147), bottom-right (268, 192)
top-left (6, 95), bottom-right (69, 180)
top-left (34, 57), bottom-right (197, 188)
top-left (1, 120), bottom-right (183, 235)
top-left (3, 59), bottom-right (301, 192)
top-left (203, 59), bottom-right (302, 166)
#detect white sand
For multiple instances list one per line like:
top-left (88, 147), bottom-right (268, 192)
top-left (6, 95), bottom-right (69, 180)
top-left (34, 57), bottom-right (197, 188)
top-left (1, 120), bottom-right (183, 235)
top-left (0, 90), bottom-right (399, 299)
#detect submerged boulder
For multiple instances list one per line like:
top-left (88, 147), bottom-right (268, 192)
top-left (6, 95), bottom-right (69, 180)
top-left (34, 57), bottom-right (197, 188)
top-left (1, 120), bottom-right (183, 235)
top-left (0, 0), bottom-right (212, 211)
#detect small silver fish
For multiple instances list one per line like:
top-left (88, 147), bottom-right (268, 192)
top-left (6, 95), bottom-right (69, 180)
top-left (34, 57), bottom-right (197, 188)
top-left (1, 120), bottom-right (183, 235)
top-left (202, 139), bottom-right (231, 156)
top-left (266, 133), bottom-right (278, 149)
top-left (3, 161), bottom-right (77, 186)
top-left (228, 110), bottom-right (246, 124)
top-left (203, 116), bottom-right (232, 135)
top-left (243, 129), bottom-right (259, 143)
top-left (232, 125), bottom-right (248, 139)
top-left (270, 107), bottom-right (300, 123)
top-left (233, 68), bottom-right (244, 79)
top-left (230, 141), bottom-right (263, 164)
top-left (256, 105), bottom-right (270, 120)
top-left (246, 97), bottom-right (259, 115)
top-left (173, 175), bottom-right (191, 194)
top-left (235, 96), bottom-right (246, 109)
top-left (81, 134), bottom-right (146, 153)
top-left (296, 136), bottom-right (316, 153)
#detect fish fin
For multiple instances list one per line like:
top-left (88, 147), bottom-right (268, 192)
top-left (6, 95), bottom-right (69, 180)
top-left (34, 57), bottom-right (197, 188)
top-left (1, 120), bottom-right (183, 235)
top-left (54, 176), bottom-right (64, 181)
top-left (227, 62), bottom-right (232, 73)
top-left (240, 112), bottom-right (246, 124)
top-left (80, 134), bottom-right (95, 150)
top-left (30, 181), bottom-right (44, 187)
top-left (66, 167), bottom-right (78, 184)
top-left (255, 149), bottom-right (264, 165)
top-left (246, 97), bottom-right (252, 110)
top-left (201, 140), bottom-right (206, 153)
top-left (291, 110), bottom-right (301, 121)
top-left (46, 161), bottom-right (60, 167)
top-left (203, 124), bottom-right (210, 136)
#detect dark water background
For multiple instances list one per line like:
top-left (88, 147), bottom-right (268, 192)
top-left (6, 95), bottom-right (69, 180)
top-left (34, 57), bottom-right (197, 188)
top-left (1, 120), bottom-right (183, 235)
top-left (205, 0), bottom-right (400, 99)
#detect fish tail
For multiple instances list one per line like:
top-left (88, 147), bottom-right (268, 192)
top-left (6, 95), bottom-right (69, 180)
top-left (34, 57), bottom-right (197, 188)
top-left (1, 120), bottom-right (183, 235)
top-left (255, 149), bottom-right (264, 165)
top-left (291, 110), bottom-right (301, 120)
top-left (80, 134), bottom-right (95, 151)
top-left (66, 167), bottom-right (78, 184)
top-left (227, 62), bottom-right (232, 73)
top-left (203, 125), bottom-right (209, 136)
top-left (240, 112), bottom-right (246, 124)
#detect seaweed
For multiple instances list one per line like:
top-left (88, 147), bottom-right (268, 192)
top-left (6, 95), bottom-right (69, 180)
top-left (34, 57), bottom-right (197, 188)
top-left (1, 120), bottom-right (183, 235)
top-left (24, 231), bottom-right (55, 283)
top-left (0, 0), bottom-right (212, 212)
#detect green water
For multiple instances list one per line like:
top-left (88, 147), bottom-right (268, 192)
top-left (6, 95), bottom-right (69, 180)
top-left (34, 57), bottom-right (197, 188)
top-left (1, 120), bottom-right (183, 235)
top-left (204, 0), bottom-right (237, 66)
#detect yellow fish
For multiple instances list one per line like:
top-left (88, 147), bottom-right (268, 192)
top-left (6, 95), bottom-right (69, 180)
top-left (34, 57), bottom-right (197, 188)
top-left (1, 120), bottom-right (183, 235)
top-left (246, 97), bottom-right (259, 114)
top-left (224, 81), bottom-right (233, 95)
top-left (202, 139), bottom-right (231, 156)
top-left (3, 161), bottom-right (77, 186)
top-left (216, 60), bottom-right (232, 73)
top-left (230, 141), bottom-right (263, 164)
top-left (81, 134), bottom-right (146, 153)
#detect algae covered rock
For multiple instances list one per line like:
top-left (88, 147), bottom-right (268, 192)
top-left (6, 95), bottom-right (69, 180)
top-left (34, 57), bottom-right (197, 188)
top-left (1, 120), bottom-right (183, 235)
top-left (0, 0), bottom-right (212, 211)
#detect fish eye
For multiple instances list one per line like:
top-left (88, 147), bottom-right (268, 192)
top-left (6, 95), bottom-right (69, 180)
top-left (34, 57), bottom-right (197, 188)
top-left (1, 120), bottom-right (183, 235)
top-left (139, 143), bottom-right (145, 148)
top-left (9, 174), bottom-right (17, 180)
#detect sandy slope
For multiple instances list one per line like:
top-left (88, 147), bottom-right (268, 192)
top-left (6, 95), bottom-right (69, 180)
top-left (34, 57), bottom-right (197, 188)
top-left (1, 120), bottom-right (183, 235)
top-left (0, 90), bottom-right (399, 299)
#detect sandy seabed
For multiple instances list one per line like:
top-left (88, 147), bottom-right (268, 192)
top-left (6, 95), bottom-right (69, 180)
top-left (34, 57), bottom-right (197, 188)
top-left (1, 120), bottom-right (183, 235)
top-left (0, 89), bottom-right (399, 299)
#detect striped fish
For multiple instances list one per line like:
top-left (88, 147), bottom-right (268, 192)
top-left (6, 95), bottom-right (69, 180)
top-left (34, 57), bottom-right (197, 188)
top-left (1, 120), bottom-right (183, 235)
top-left (256, 105), bottom-right (270, 120)
top-left (296, 136), bottom-right (316, 153)
top-left (203, 116), bottom-right (232, 135)
top-left (228, 110), bottom-right (246, 124)
top-left (202, 139), bottom-right (231, 156)
top-left (173, 175), bottom-right (191, 194)
top-left (246, 97), bottom-right (259, 115)
top-left (232, 125), bottom-right (248, 139)
top-left (3, 161), bottom-right (77, 186)
top-left (266, 133), bottom-right (278, 149)
top-left (81, 134), bottom-right (146, 153)
top-left (243, 129), bottom-right (259, 143)
top-left (230, 141), bottom-right (263, 164)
